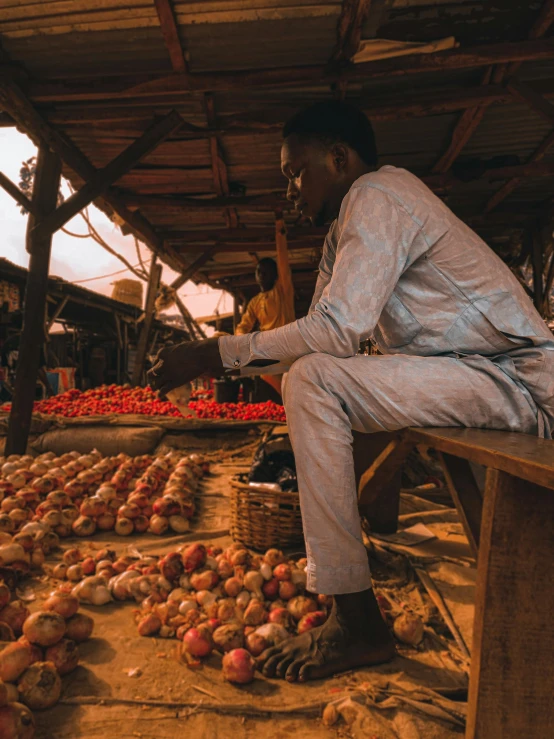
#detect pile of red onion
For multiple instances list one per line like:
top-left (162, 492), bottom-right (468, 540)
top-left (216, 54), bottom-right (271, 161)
top-left (0, 450), bottom-right (209, 540)
top-left (0, 583), bottom-right (94, 738)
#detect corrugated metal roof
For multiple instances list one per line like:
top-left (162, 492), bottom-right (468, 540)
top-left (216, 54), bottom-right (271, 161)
top-left (1, 0), bottom-right (554, 295)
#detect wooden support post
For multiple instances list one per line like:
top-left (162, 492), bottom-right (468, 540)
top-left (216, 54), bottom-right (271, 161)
top-left (131, 259), bottom-right (162, 386)
top-left (466, 469), bottom-right (554, 737)
top-left (437, 452), bottom-right (482, 558)
top-left (353, 431), bottom-right (412, 534)
top-left (0, 170), bottom-right (36, 215)
top-left (5, 146), bottom-right (61, 455)
top-left (33, 111), bottom-right (183, 240)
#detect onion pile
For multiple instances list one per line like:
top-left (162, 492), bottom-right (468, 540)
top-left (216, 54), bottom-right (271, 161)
top-left (0, 585), bottom-right (94, 733)
top-left (0, 450), bottom-right (210, 540)
top-left (103, 544), bottom-right (325, 684)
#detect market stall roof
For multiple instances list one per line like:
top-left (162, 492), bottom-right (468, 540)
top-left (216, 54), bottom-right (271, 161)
top-left (0, 257), bottom-right (192, 341)
top-left (2, 1), bottom-right (554, 315)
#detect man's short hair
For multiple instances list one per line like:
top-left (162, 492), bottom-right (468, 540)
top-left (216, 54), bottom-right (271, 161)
top-left (283, 100), bottom-right (377, 167)
top-left (257, 257), bottom-right (277, 274)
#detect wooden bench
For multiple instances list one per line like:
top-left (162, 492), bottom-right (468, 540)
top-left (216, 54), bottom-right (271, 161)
top-left (354, 427), bottom-right (554, 739)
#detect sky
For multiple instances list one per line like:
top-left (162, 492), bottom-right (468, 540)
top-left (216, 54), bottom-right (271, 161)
top-left (0, 128), bottom-right (233, 324)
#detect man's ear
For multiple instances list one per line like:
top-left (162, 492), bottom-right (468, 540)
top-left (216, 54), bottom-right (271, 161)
top-left (331, 143), bottom-right (348, 173)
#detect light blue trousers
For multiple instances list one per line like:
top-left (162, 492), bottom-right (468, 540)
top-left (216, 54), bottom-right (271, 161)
top-left (282, 352), bottom-right (538, 595)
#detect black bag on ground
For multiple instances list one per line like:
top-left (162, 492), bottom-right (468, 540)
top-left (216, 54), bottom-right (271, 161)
top-left (248, 431), bottom-right (297, 491)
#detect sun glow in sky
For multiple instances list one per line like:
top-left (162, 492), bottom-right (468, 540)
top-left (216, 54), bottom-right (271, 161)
top-left (0, 127), bottom-right (233, 321)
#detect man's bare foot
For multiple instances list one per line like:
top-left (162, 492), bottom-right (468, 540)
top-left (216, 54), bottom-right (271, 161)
top-left (257, 588), bottom-right (395, 682)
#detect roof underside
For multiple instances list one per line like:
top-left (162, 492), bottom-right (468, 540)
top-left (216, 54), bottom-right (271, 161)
top-left (1, 0), bottom-right (554, 315)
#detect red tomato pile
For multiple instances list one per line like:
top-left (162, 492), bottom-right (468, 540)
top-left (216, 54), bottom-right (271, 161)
top-left (1, 384), bottom-right (286, 422)
top-left (189, 400), bottom-right (286, 423)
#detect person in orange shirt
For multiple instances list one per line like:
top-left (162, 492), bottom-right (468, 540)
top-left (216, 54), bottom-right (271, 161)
top-left (235, 219), bottom-right (295, 395)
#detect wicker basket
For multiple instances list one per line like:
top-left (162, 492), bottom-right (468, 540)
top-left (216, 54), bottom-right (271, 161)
top-left (229, 476), bottom-right (304, 551)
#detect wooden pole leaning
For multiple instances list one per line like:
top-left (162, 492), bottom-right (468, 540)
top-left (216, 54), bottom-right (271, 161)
top-left (131, 258), bottom-right (163, 386)
top-left (5, 145), bottom-right (62, 455)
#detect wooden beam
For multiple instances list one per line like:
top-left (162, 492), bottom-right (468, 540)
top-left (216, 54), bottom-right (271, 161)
top-left (505, 0), bottom-right (554, 78)
top-left (33, 111), bottom-right (183, 240)
top-left (0, 170), bottom-right (36, 215)
top-left (466, 469), bottom-right (554, 738)
top-left (0, 77), bottom-right (173, 265)
top-left (121, 192), bottom-right (291, 212)
top-left (163, 227), bottom-right (328, 243)
top-left (507, 79), bottom-right (554, 125)
top-left (207, 260), bottom-right (316, 280)
top-left (46, 295), bottom-right (69, 332)
top-left (47, 81), bottom-right (536, 129)
top-left (5, 145), bottom-right (62, 455)
top-left (438, 452), bottom-right (482, 559)
top-left (485, 128), bottom-right (554, 213)
top-left (204, 93), bottom-right (239, 229)
top-left (23, 38), bottom-right (554, 101)
top-left (153, 0), bottom-right (188, 74)
top-left (131, 259), bottom-right (162, 386)
top-left (170, 248), bottom-right (216, 290)
top-left (358, 436), bottom-right (415, 507)
top-left (330, 0), bottom-right (371, 64)
top-left (432, 66), bottom-right (493, 174)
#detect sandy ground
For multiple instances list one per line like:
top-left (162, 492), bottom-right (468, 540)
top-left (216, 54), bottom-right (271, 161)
top-left (10, 430), bottom-right (471, 739)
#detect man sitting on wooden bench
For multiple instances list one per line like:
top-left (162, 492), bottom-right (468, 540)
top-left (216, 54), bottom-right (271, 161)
top-left (149, 101), bottom-right (554, 686)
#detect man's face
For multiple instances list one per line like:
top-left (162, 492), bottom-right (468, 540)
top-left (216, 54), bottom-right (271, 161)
top-left (255, 262), bottom-right (277, 292)
top-left (281, 134), bottom-right (344, 226)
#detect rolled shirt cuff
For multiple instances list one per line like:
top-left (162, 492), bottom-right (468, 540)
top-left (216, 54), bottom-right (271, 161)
top-left (218, 334), bottom-right (290, 377)
top-left (218, 334), bottom-right (253, 370)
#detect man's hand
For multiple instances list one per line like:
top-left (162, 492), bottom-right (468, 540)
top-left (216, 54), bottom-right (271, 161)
top-left (147, 338), bottom-right (224, 397)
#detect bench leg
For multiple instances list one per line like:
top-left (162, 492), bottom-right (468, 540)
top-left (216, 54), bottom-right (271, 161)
top-left (466, 469), bottom-right (554, 738)
top-left (353, 431), bottom-right (407, 534)
top-left (438, 452), bottom-right (482, 559)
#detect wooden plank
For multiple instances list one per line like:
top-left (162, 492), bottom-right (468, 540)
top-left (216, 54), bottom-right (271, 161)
top-left (121, 192), bottom-right (290, 211)
top-left (46, 295), bottom-right (69, 331)
top-left (32, 110), bottom-right (183, 240)
top-left (154, 0), bottom-right (188, 74)
top-left (484, 124), bottom-right (554, 213)
top-left (131, 259), bottom-right (162, 386)
top-left (43, 82), bottom-right (524, 125)
top-left (507, 79), bottom-right (554, 125)
top-left (432, 98), bottom-right (488, 174)
top-left (353, 430), bottom-right (404, 534)
top-left (466, 469), bottom-right (554, 737)
top-left (170, 248), bottom-right (216, 291)
top-left (404, 427), bottom-right (554, 490)
top-left (163, 226), bottom-right (328, 242)
top-left (438, 452), bottom-right (481, 558)
top-left (0, 170), bottom-right (36, 214)
top-left (5, 146), bottom-right (62, 455)
top-left (330, 0), bottom-right (371, 64)
top-left (23, 38), bottom-right (554, 101)
top-left (357, 435), bottom-right (414, 506)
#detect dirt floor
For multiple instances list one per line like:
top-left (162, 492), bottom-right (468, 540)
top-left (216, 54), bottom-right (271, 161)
top-left (12, 428), bottom-right (473, 738)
